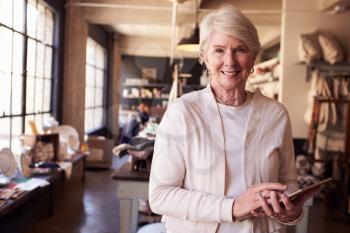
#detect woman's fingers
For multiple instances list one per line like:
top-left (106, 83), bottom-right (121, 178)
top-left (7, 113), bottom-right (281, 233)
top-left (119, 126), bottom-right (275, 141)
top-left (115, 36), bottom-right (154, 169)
top-left (270, 191), bottom-right (282, 214)
top-left (253, 183), bottom-right (287, 193)
top-left (251, 209), bottom-right (267, 218)
top-left (250, 210), bottom-right (260, 217)
top-left (259, 192), bottom-right (274, 217)
top-left (281, 194), bottom-right (294, 211)
top-left (236, 183), bottom-right (289, 219)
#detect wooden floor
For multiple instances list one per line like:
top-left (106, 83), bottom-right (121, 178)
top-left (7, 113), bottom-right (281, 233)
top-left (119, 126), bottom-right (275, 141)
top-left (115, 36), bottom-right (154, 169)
top-left (3, 156), bottom-right (350, 233)
top-left (308, 199), bottom-right (350, 233)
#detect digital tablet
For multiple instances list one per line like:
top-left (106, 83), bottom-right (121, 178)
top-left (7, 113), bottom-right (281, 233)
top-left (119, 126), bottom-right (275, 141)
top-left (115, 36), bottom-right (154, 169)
top-left (287, 177), bottom-right (332, 201)
top-left (237, 178), bottom-right (333, 221)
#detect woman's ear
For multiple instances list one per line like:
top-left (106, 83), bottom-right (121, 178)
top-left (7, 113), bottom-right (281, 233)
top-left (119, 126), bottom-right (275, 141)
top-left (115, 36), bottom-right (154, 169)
top-left (201, 55), bottom-right (209, 70)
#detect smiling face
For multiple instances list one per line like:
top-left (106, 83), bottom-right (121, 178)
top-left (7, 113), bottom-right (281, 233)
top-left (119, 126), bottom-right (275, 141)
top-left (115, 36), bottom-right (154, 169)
top-left (204, 32), bottom-right (255, 92)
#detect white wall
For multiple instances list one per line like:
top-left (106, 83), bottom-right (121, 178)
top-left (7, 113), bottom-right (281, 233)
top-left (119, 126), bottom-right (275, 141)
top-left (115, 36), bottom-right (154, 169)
top-left (280, 0), bottom-right (350, 138)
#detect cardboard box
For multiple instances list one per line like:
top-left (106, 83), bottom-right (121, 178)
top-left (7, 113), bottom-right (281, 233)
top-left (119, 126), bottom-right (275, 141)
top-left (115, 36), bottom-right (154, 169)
top-left (86, 136), bottom-right (114, 169)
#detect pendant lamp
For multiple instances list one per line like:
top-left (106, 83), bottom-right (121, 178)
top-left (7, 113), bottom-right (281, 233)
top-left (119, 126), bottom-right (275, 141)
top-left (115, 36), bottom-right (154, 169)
top-left (176, 0), bottom-right (199, 53)
top-left (176, 25), bottom-right (199, 52)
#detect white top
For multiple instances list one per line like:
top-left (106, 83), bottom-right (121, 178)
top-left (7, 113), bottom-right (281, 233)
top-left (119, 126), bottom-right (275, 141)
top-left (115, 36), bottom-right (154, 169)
top-left (216, 93), bottom-right (253, 233)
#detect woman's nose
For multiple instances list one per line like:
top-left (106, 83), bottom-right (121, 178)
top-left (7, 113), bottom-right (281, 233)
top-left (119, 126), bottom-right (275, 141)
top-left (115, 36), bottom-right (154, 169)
top-left (224, 50), bottom-right (237, 67)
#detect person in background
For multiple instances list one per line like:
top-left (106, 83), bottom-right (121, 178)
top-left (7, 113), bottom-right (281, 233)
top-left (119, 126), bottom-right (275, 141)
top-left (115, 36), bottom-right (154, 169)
top-left (149, 5), bottom-right (317, 233)
top-left (119, 102), bottom-right (150, 143)
top-left (138, 102), bottom-right (150, 126)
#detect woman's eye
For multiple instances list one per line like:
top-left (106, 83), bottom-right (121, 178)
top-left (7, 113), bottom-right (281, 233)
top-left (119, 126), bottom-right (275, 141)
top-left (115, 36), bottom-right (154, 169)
top-left (214, 48), bottom-right (224, 53)
top-left (235, 47), bottom-right (247, 53)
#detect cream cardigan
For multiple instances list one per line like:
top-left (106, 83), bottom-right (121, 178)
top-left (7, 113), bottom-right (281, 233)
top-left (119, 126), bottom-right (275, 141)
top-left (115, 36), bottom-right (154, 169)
top-left (149, 85), bottom-right (299, 233)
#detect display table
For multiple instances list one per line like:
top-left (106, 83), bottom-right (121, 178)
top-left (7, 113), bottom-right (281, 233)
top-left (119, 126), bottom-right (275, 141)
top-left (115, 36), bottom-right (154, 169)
top-left (112, 160), bottom-right (149, 233)
top-left (0, 170), bottom-right (62, 219)
top-left (0, 153), bottom-right (86, 220)
top-left (65, 153), bottom-right (87, 182)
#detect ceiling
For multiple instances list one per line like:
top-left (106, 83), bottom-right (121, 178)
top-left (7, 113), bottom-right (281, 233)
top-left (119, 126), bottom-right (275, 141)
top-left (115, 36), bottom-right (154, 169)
top-left (69, 0), bottom-right (283, 57)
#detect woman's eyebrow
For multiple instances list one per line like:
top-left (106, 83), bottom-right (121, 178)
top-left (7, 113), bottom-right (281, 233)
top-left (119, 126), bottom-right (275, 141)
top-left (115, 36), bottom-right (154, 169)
top-left (212, 44), bottom-right (225, 48)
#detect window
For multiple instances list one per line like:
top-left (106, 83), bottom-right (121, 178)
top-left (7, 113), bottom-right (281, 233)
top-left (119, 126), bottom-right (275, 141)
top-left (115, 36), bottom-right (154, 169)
top-left (0, 0), bottom-right (55, 153)
top-left (85, 38), bottom-right (106, 133)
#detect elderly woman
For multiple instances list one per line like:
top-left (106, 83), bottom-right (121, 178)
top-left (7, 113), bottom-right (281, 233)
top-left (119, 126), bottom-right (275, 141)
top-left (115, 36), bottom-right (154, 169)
top-left (149, 5), bottom-right (313, 233)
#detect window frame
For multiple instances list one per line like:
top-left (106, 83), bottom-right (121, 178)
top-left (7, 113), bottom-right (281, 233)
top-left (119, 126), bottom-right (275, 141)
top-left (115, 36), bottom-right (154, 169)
top-left (0, 0), bottom-right (57, 152)
top-left (84, 37), bottom-right (107, 134)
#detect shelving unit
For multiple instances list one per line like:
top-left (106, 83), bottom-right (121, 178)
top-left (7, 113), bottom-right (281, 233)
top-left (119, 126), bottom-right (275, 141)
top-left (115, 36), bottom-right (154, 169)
top-left (305, 62), bottom-right (350, 217)
top-left (120, 83), bottom-right (171, 111)
top-left (305, 61), bottom-right (350, 81)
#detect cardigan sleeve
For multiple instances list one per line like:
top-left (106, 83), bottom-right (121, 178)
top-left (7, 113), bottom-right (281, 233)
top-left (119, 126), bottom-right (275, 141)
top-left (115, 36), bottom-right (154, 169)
top-left (149, 100), bottom-right (234, 223)
top-left (277, 105), bottom-right (299, 194)
top-left (276, 104), bottom-right (303, 225)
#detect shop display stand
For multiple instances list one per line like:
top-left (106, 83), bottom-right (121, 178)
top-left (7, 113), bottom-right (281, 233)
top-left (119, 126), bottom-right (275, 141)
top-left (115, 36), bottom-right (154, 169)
top-left (121, 83), bottom-right (170, 111)
top-left (305, 62), bottom-right (350, 219)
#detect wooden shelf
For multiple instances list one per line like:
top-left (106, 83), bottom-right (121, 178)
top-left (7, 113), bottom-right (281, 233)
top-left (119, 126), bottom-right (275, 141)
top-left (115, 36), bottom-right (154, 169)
top-left (315, 97), bottom-right (350, 103)
top-left (306, 61), bottom-right (350, 81)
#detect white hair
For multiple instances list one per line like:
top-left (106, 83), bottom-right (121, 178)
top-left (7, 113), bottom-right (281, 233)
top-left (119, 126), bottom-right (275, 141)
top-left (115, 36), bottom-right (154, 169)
top-left (199, 5), bottom-right (261, 61)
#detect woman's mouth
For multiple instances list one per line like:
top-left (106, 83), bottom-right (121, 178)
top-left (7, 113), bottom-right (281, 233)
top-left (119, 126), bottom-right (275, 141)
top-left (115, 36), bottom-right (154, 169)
top-left (220, 70), bottom-right (241, 77)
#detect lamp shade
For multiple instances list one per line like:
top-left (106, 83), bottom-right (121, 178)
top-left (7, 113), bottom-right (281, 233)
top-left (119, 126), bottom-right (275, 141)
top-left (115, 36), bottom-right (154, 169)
top-left (176, 26), bottom-right (199, 53)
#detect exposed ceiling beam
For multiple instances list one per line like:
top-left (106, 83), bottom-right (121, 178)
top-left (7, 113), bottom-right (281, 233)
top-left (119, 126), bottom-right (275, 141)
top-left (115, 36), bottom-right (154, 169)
top-left (66, 0), bottom-right (283, 58)
top-left (82, 7), bottom-right (194, 25)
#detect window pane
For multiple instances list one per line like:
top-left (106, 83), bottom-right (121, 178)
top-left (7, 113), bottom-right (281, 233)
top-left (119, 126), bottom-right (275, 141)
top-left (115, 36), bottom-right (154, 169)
top-left (44, 46), bottom-right (52, 78)
top-left (27, 0), bottom-right (38, 38)
top-left (12, 75), bottom-right (23, 115)
top-left (95, 88), bottom-right (103, 106)
top-left (24, 115), bottom-right (34, 134)
top-left (37, 3), bottom-right (45, 41)
top-left (45, 9), bottom-right (53, 45)
top-left (84, 88), bottom-right (88, 108)
top-left (0, 27), bottom-right (13, 74)
top-left (0, 75), bottom-right (11, 116)
top-left (96, 46), bottom-right (105, 68)
top-left (27, 38), bottom-right (36, 76)
top-left (94, 108), bottom-right (103, 128)
top-left (85, 37), bottom-right (106, 133)
top-left (85, 87), bottom-right (93, 108)
top-left (95, 69), bottom-right (104, 88)
top-left (34, 78), bottom-right (43, 112)
top-left (36, 42), bottom-right (44, 77)
top-left (86, 38), bottom-right (95, 64)
top-left (26, 76), bottom-right (35, 114)
top-left (43, 113), bottom-right (50, 123)
top-left (11, 117), bottom-right (22, 136)
top-left (88, 109), bottom-right (94, 130)
top-left (43, 79), bottom-right (51, 111)
top-left (13, 0), bottom-right (25, 32)
top-left (35, 114), bottom-right (43, 132)
top-left (0, 117), bottom-right (10, 149)
top-left (86, 65), bottom-right (94, 87)
top-left (13, 33), bottom-right (24, 75)
top-left (84, 109), bottom-right (89, 131)
top-left (11, 116), bottom-right (23, 154)
top-left (0, 0), bottom-right (13, 27)
top-left (84, 111), bottom-right (88, 132)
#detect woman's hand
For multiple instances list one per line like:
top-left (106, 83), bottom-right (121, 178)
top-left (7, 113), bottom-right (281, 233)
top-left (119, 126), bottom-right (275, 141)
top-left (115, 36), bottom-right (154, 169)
top-left (251, 191), bottom-right (301, 222)
top-left (232, 183), bottom-right (287, 219)
top-left (250, 187), bottom-right (321, 222)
